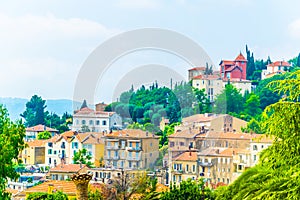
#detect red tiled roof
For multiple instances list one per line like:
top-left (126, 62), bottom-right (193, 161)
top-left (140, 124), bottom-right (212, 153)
top-left (220, 60), bottom-right (235, 66)
top-left (106, 129), bottom-right (159, 138)
top-left (182, 114), bottom-right (219, 124)
top-left (25, 180), bottom-right (76, 195)
top-left (26, 140), bottom-right (47, 147)
top-left (50, 164), bottom-right (87, 173)
top-left (174, 151), bottom-right (198, 161)
top-left (26, 124), bottom-right (58, 132)
top-left (192, 74), bottom-right (221, 80)
top-left (235, 53), bottom-right (247, 61)
top-left (188, 67), bottom-right (206, 71)
top-left (267, 61), bottom-right (291, 67)
top-left (224, 65), bottom-right (242, 72)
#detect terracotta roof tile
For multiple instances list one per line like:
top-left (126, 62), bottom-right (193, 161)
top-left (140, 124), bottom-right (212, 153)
top-left (26, 124), bottom-right (58, 132)
top-left (50, 164), bottom-right (87, 173)
top-left (188, 67), bottom-right (206, 71)
top-left (106, 129), bottom-right (159, 138)
top-left (267, 61), bottom-right (291, 67)
top-left (192, 74), bottom-right (221, 80)
top-left (26, 140), bottom-right (47, 147)
top-left (25, 180), bottom-right (76, 195)
top-left (235, 53), bottom-right (247, 61)
top-left (174, 151), bottom-right (198, 161)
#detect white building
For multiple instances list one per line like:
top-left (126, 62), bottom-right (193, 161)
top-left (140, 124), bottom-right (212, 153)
top-left (261, 61), bottom-right (291, 80)
top-left (72, 104), bottom-right (122, 133)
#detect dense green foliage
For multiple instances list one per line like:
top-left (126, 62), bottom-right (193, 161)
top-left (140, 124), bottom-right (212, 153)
top-left (21, 95), bottom-right (72, 133)
top-left (107, 82), bottom-right (210, 126)
top-left (160, 179), bottom-right (215, 200)
top-left (88, 189), bottom-right (104, 200)
top-left (26, 191), bottom-right (68, 200)
top-left (0, 105), bottom-right (26, 199)
top-left (73, 148), bottom-right (93, 168)
top-left (21, 95), bottom-right (47, 126)
top-left (216, 70), bottom-right (300, 199)
top-left (37, 130), bottom-right (52, 140)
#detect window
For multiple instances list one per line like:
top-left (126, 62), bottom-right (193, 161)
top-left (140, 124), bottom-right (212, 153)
top-left (72, 142), bottom-right (78, 149)
top-left (89, 120), bottom-right (93, 125)
top-left (82, 120), bottom-right (86, 125)
top-left (170, 142), bottom-right (174, 147)
top-left (254, 155), bottom-right (257, 161)
top-left (227, 178), bottom-right (230, 184)
top-left (129, 161), bottom-right (132, 168)
top-left (114, 151), bottom-right (118, 158)
top-left (173, 175), bottom-right (176, 182)
top-left (96, 120), bottom-right (100, 125)
top-left (76, 119), bottom-right (79, 125)
top-left (102, 120), bottom-right (107, 126)
top-left (129, 142), bottom-right (132, 147)
top-left (107, 141), bottom-right (111, 147)
top-left (261, 145), bottom-right (264, 149)
top-left (121, 161), bottom-right (124, 168)
top-left (218, 178), bottom-right (220, 182)
top-left (228, 168), bottom-right (230, 172)
top-left (48, 149), bottom-right (52, 154)
top-left (54, 150), bottom-right (57, 155)
top-left (179, 175), bottom-right (182, 182)
top-left (121, 141), bottom-right (126, 148)
top-left (225, 141), bottom-right (228, 147)
top-left (150, 142), bottom-right (153, 147)
top-left (253, 145), bottom-right (258, 151)
top-left (49, 158), bottom-right (51, 164)
top-left (238, 165), bottom-right (242, 170)
top-left (193, 165), bottom-right (196, 172)
top-left (180, 142), bottom-right (184, 146)
top-left (150, 153), bottom-right (152, 157)
top-left (48, 142), bottom-right (53, 147)
top-left (186, 164), bottom-right (189, 172)
top-left (95, 172), bottom-right (98, 178)
top-left (136, 152), bottom-right (139, 160)
top-left (128, 152), bottom-right (132, 158)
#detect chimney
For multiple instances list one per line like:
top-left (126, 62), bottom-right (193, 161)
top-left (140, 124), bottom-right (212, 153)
top-left (146, 131), bottom-right (148, 137)
top-left (216, 149), bottom-right (220, 154)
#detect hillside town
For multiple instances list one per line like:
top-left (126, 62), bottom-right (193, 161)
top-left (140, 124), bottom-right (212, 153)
top-left (3, 52), bottom-right (294, 199)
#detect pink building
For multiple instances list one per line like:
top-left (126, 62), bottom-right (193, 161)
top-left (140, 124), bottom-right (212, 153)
top-left (219, 53), bottom-right (247, 81)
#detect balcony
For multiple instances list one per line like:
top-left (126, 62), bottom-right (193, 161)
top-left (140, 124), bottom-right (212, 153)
top-left (104, 156), bottom-right (119, 160)
top-left (198, 162), bottom-right (213, 167)
top-left (106, 146), bottom-right (119, 150)
top-left (127, 156), bottom-right (141, 161)
top-left (126, 147), bottom-right (141, 151)
top-left (172, 170), bottom-right (183, 175)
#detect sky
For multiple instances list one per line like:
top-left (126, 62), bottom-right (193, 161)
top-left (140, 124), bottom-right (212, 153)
top-left (1, 0), bottom-right (300, 104)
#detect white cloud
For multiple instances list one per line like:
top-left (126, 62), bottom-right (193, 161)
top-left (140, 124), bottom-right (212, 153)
top-left (288, 18), bottom-right (300, 39)
top-left (116, 0), bottom-right (160, 9)
top-left (0, 13), bottom-right (120, 47)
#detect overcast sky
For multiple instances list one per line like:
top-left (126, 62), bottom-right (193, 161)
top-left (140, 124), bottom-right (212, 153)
top-left (1, 0), bottom-right (300, 103)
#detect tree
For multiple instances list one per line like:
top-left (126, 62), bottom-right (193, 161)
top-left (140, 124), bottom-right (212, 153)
top-left (246, 45), bottom-right (255, 80)
top-left (0, 105), bottom-right (26, 199)
top-left (216, 70), bottom-right (300, 199)
top-left (214, 84), bottom-right (244, 114)
top-left (73, 148), bottom-right (93, 168)
top-left (111, 171), bottom-right (153, 200)
top-left (243, 93), bottom-right (262, 118)
top-left (37, 131), bottom-right (52, 140)
top-left (88, 189), bottom-right (103, 200)
top-left (297, 52), bottom-right (300, 67)
top-left (160, 178), bottom-right (215, 200)
top-left (26, 191), bottom-right (68, 200)
top-left (21, 95), bottom-right (47, 127)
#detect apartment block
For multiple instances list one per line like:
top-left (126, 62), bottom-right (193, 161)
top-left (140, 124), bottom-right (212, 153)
top-left (104, 129), bottom-right (159, 169)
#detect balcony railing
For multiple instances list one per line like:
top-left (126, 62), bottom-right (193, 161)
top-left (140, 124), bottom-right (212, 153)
top-left (104, 156), bottom-right (119, 160)
top-left (198, 162), bottom-right (213, 167)
top-left (126, 147), bottom-right (141, 151)
top-left (106, 146), bottom-right (119, 150)
top-left (127, 156), bottom-right (141, 161)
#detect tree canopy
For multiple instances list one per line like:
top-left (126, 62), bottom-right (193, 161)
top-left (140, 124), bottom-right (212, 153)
top-left (73, 148), bottom-right (93, 168)
top-left (0, 105), bottom-right (26, 199)
top-left (216, 70), bottom-right (300, 199)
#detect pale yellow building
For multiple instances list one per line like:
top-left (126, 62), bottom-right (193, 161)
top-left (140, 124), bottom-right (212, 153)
top-left (171, 151), bottom-right (198, 184)
top-left (104, 129), bottom-right (159, 169)
top-left (21, 140), bottom-right (47, 165)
